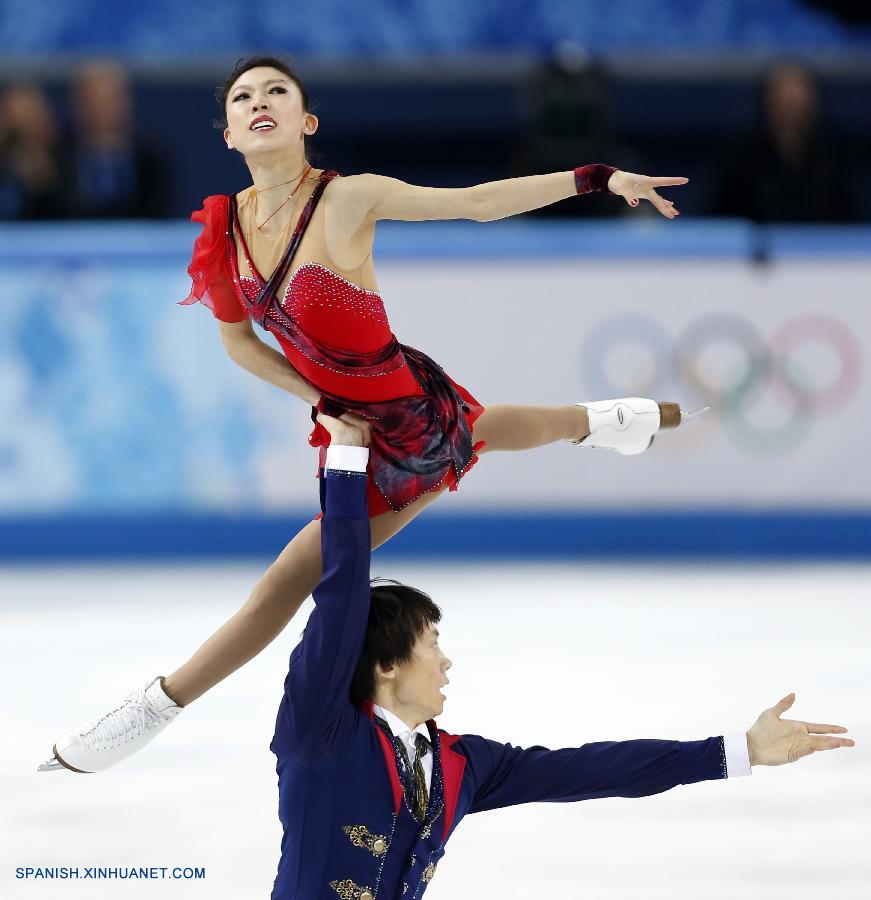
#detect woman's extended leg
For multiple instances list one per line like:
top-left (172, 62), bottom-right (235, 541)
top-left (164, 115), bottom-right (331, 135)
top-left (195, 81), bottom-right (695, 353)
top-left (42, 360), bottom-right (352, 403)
top-left (474, 398), bottom-right (686, 455)
top-left (162, 484), bottom-right (448, 707)
top-left (163, 405), bottom-right (586, 704)
top-left (163, 404), bottom-right (595, 705)
top-left (472, 404), bottom-right (589, 451)
top-left (163, 404), bottom-right (591, 705)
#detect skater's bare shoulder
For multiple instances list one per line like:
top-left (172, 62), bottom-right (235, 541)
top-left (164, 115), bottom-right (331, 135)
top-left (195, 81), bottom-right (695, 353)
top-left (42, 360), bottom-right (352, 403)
top-left (326, 172), bottom-right (485, 224)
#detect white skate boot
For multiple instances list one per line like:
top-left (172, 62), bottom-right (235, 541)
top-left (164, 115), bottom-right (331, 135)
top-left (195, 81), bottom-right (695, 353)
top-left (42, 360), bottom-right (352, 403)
top-left (573, 398), bottom-right (707, 455)
top-left (37, 676), bottom-right (182, 773)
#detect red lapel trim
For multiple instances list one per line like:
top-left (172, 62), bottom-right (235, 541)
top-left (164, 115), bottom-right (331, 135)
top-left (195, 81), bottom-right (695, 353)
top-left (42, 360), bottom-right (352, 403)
top-left (435, 730), bottom-right (466, 839)
top-left (360, 702), bottom-right (467, 833)
top-left (361, 700), bottom-right (402, 814)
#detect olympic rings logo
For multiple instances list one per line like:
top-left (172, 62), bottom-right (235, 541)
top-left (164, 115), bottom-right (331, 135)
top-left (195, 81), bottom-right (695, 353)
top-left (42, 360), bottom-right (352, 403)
top-left (582, 313), bottom-right (862, 455)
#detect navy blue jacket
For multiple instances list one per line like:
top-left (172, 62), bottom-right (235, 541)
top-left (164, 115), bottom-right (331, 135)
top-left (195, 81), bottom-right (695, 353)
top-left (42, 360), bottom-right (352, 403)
top-left (270, 463), bottom-right (729, 899)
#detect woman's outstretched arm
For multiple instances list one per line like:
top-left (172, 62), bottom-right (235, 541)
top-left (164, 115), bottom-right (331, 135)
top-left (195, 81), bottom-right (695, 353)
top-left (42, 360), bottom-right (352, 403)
top-left (329, 167), bottom-right (687, 226)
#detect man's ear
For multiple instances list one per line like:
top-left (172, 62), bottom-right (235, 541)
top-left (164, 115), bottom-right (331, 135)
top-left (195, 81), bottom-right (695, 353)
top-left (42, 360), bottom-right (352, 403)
top-left (374, 662), bottom-right (397, 685)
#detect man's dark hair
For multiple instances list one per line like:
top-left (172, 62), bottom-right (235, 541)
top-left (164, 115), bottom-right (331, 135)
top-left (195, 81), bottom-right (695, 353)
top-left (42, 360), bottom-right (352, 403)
top-left (213, 55), bottom-right (312, 130)
top-left (349, 579), bottom-right (442, 707)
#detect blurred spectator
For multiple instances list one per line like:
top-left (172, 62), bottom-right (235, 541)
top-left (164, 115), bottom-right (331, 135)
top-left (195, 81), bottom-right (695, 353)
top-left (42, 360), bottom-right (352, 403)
top-left (802, 0), bottom-right (871, 24)
top-left (0, 84), bottom-right (64, 219)
top-left (712, 62), bottom-right (855, 223)
top-left (63, 60), bottom-right (169, 218)
top-left (510, 42), bottom-right (642, 219)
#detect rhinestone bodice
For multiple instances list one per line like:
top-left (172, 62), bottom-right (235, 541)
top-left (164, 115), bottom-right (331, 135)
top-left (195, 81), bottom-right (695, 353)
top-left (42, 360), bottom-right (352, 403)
top-left (239, 262), bottom-right (392, 354)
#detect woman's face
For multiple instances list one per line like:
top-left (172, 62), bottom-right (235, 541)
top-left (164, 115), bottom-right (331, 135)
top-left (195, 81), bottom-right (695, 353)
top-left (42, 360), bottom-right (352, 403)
top-left (223, 66), bottom-right (316, 158)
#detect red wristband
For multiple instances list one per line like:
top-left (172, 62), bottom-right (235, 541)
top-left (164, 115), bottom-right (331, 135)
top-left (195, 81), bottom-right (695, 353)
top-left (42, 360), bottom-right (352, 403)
top-left (574, 164), bottom-right (617, 195)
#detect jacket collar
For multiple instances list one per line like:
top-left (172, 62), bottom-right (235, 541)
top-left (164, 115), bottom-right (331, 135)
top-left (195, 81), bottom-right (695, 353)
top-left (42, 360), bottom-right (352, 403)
top-left (371, 702), bottom-right (431, 746)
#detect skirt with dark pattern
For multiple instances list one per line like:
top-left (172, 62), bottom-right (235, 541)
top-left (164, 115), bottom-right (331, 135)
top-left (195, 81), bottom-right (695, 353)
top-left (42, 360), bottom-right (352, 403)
top-left (310, 344), bottom-right (485, 518)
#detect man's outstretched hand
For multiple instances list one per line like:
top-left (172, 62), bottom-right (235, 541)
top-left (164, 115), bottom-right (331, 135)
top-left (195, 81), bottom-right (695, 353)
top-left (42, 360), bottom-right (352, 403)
top-left (746, 693), bottom-right (855, 766)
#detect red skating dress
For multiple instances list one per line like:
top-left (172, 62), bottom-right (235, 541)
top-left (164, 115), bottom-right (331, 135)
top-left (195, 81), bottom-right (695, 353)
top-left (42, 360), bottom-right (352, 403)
top-left (180, 169), bottom-right (485, 517)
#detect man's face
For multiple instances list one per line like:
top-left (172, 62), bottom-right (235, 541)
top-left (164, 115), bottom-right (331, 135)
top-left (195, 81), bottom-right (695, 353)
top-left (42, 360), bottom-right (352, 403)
top-left (390, 623), bottom-right (452, 722)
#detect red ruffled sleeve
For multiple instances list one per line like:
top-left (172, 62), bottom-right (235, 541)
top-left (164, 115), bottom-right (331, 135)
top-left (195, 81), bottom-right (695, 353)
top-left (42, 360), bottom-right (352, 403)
top-left (178, 195), bottom-right (249, 323)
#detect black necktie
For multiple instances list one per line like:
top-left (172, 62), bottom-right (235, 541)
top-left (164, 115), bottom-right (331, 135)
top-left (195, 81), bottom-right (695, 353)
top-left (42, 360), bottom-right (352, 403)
top-left (373, 715), bottom-right (429, 821)
top-left (410, 732), bottom-right (430, 822)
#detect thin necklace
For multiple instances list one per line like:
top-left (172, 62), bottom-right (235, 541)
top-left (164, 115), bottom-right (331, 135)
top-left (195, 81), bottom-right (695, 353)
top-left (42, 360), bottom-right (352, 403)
top-left (254, 165), bottom-right (308, 194)
top-left (256, 164), bottom-right (313, 231)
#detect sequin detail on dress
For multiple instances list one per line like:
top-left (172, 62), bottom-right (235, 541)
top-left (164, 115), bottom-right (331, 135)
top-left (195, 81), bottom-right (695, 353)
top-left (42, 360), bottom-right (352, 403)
top-left (283, 263), bottom-right (389, 326)
top-left (239, 262), bottom-right (390, 331)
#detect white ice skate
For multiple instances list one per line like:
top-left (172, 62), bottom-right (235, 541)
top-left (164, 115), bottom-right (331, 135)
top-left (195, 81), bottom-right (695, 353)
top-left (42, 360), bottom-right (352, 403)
top-left (37, 676), bottom-right (182, 773)
top-left (573, 398), bottom-right (708, 455)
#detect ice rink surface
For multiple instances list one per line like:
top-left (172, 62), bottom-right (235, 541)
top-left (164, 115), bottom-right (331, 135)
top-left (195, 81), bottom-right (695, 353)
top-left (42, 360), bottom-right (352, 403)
top-left (2, 561), bottom-right (868, 899)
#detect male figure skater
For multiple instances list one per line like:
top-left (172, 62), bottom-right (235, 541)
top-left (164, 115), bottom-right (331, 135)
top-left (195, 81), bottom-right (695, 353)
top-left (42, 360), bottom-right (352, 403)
top-left (270, 412), bottom-right (853, 900)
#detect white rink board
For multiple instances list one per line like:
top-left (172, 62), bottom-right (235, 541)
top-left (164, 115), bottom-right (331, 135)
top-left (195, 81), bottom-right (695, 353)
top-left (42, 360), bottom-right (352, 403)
top-left (377, 258), bottom-right (870, 509)
top-left (0, 254), bottom-right (868, 514)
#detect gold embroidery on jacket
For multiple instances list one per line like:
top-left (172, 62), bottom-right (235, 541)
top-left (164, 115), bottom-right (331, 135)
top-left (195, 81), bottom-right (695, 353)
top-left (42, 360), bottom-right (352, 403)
top-left (422, 862), bottom-right (437, 882)
top-left (329, 878), bottom-right (374, 900)
top-left (342, 824), bottom-right (389, 856)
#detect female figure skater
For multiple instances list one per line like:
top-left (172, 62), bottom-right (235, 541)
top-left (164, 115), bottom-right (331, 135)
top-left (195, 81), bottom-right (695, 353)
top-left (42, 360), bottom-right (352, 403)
top-left (40, 56), bottom-right (697, 774)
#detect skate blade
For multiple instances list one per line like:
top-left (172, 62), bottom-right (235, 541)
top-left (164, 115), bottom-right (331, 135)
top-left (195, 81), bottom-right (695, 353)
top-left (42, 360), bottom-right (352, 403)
top-left (680, 406), bottom-right (709, 424)
top-left (37, 755), bottom-right (66, 772)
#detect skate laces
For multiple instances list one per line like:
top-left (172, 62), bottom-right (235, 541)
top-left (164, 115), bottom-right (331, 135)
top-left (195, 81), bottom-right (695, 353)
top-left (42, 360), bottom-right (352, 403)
top-left (80, 687), bottom-right (179, 751)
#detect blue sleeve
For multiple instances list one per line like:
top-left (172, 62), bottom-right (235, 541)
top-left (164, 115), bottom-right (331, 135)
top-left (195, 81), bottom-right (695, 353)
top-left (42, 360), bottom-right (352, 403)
top-left (276, 465), bottom-right (371, 762)
top-left (459, 733), bottom-right (727, 813)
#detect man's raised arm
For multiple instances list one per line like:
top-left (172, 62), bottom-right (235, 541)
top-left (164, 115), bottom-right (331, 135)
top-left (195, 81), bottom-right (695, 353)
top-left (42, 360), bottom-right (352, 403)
top-left (275, 414), bottom-right (371, 761)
